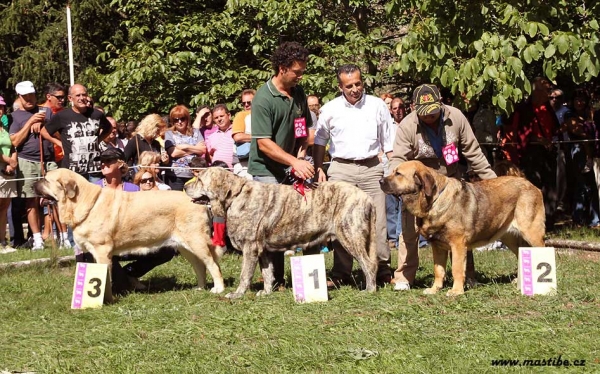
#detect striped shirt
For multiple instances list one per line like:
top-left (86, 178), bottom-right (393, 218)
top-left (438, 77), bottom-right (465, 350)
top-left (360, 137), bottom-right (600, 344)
top-left (206, 127), bottom-right (234, 168)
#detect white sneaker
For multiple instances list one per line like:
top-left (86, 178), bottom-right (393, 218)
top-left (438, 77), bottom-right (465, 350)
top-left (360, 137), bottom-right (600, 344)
top-left (61, 239), bottom-right (73, 249)
top-left (0, 245), bottom-right (17, 254)
top-left (32, 241), bottom-right (45, 251)
top-left (394, 282), bottom-right (411, 291)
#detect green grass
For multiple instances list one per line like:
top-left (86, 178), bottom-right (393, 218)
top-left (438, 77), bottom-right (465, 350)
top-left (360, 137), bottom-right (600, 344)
top-left (1, 243), bottom-right (600, 373)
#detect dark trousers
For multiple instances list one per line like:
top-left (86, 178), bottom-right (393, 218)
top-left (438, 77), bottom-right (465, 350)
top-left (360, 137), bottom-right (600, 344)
top-left (521, 145), bottom-right (558, 230)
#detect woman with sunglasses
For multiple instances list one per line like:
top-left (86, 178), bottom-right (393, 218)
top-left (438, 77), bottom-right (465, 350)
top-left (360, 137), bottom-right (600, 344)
top-left (164, 105), bottom-right (206, 190)
top-left (133, 169), bottom-right (170, 191)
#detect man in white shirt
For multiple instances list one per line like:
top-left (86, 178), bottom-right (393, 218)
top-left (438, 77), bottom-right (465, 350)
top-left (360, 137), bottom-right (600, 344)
top-left (313, 64), bottom-right (395, 287)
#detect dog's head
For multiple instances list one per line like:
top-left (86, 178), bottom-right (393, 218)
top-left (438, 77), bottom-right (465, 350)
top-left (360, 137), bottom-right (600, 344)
top-left (380, 160), bottom-right (439, 217)
top-left (33, 169), bottom-right (100, 225)
top-left (34, 168), bottom-right (85, 203)
top-left (184, 167), bottom-right (245, 207)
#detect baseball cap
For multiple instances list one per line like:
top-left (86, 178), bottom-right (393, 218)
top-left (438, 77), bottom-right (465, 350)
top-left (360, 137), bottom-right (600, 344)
top-left (15, 81), bottom-right (36, 96)
top-left (93, 147), bottom-right (125, 162)
top-left (0, 96), bottom-right (5, 106)
top-left (412, 84), bottom-right (442, 116)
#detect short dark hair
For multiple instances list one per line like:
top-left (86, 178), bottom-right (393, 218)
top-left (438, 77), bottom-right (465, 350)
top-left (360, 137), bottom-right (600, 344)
top-left (44, 83), bottom-right (66, 95)
top-left (270, 42), bottom-right (309, 74)
top-left (212, 104), bottom-right (230, 115)
top-left (210, 160), bottom-right (229, 169)
top-left (336, 64), bottom-right (361, 84)
top-left (189, 156), bottom-right (207, 169)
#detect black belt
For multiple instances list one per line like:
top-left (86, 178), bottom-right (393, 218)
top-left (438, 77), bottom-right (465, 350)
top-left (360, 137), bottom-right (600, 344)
top-left (332, 156), bottom-right (378, 165)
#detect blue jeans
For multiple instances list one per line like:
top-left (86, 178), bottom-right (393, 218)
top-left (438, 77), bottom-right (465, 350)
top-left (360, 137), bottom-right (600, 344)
top-left (385, 194), bottom-right (402, 245)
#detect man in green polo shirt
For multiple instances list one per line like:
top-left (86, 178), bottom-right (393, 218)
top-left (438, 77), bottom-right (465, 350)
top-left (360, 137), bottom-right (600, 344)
top-left (248, 41), bottom-right (315, 287)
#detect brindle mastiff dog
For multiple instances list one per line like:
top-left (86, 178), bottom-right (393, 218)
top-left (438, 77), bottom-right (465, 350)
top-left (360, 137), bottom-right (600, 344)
top-left (380, 160), bottom-right (545, 296)
top-left (34, 168), bottom-right (225, 303)
top-left (184, 167), bottom-right (378, 299)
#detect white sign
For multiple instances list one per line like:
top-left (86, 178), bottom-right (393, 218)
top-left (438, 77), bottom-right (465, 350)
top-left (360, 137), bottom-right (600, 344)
top-left (290, 254), bottom-right (328, 303)
top-left (518, 247), bottom-right (557, 296)
top-left (71, 262), bottom-right (108, 309)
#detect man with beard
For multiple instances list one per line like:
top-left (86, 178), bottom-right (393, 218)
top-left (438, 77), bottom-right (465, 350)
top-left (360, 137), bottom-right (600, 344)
top-left (248, 41), bottom-right (315, 288)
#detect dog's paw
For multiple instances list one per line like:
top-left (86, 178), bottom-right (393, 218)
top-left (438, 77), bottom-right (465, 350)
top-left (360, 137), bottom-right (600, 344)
top-left (210, 286), bottom-right (224, 294)
top-left (225, 292), bottom-right (243, 299)
top-left (423, 287), bottom-right (441, 295)
top-left (256, 289), bottom-right (271, 297)
top-left (446, 289), bottom-right (465, 297)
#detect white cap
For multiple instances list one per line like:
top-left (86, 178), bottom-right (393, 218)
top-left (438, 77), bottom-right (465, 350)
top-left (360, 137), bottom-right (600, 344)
top-left (15, 81), bottom-right (36, 95)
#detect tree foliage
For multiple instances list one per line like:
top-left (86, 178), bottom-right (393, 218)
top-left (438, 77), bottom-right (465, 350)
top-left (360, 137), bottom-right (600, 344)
top-left (0, 0), bottom-right (122, 102)
top-left (1, 0), bottom-right (599, 119)
top-left (92, 0), bottom-right (401, 120)
top-left (387, 0), bottom-right (600, 113)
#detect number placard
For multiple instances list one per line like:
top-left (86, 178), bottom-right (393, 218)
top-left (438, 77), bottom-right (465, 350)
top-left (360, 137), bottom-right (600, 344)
top-left (290, 254), bottom-right (328, 303)
top-left (518, 247), bottom-right (557, 296)
top-left (71, 262), bottom-right (108, 309)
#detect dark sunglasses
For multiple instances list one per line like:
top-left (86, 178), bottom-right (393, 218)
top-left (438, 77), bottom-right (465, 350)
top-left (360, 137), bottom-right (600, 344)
top-left (242, 101), bottom-right (252, 106)
top-left (141, 177), bottom-right (155, 184)
top-left (549, 95), bottom-right (562, 99)
top-left (173, 117), bottom-right (187, 123)
top-left (51, 94), bottom-right (66, 100)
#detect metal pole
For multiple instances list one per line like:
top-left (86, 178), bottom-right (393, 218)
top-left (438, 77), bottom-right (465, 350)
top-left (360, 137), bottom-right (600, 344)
top-left (67, 5), bottom-right (75, 86)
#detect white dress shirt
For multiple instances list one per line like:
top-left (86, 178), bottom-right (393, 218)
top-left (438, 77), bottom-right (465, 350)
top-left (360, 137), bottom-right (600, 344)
top-left (315, 93), bottom-right (395, 160)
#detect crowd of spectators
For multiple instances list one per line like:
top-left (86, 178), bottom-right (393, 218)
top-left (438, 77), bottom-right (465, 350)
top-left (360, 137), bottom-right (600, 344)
top-left (2, 45), bottom-right (600, 295)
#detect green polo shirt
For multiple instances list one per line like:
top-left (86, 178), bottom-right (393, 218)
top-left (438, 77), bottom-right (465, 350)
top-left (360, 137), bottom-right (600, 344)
top-left (248, 78), bottom-right (312, 180)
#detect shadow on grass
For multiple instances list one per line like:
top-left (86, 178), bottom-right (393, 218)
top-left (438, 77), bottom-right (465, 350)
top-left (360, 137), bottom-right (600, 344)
top-left (121, 275), bottom-right (238, 295)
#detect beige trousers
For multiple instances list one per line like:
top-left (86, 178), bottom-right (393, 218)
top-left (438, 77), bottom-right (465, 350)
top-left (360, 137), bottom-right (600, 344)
top-left (328, 158), bottom-right (391, 279)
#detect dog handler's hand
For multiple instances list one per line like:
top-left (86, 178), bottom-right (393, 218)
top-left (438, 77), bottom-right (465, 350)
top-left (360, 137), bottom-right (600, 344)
top-left (291, 159), bottom-right (314, 180)
top-left (316, 167), bottom-right (327, 183)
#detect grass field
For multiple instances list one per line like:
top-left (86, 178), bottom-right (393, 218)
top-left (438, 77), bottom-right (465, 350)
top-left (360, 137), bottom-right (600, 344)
top-left (2, 234), bottom-right (600, 374)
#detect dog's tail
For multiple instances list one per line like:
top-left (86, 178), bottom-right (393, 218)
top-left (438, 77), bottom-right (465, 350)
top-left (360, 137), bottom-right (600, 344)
top-left (367, 201), bottom-right (378, 267)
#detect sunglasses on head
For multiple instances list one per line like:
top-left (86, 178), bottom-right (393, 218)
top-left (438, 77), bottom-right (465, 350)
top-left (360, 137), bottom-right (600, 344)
top-left (141, 177), bottom-right (155, 184)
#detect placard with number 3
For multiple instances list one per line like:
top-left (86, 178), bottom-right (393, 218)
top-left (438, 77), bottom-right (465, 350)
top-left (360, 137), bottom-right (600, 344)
top-left (290, 254), bottom-right (328, 303)
top-left (71, 262), bottom-right (108, 309)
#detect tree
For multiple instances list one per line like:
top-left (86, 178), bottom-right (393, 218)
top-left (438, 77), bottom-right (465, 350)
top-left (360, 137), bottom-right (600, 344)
top-left (0, 0), bottom-right (123, 102)
top-left (91, 0), bottom-right (405, 120)
top-left (387, 0), bottom-right (600, 113)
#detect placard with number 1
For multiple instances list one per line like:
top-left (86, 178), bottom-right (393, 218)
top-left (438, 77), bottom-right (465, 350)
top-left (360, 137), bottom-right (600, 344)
top-left (290, 254), bottom-right (328, 303)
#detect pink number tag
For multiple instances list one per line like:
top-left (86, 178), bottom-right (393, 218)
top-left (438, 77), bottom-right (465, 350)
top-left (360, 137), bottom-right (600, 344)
top-left (442, 143), bottom-right (459, 165)
top-left (294, 117), bottom-right (308, 138)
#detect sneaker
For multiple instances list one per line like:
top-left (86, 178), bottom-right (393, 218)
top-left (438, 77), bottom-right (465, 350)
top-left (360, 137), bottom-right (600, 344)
top-left (0, 245), bottom-right (17, 254)
top-left (32, 241), bottom-right (45, 251)
top-left (61, 239), bottom-right (73, 249)
top-left (394, 281), bottom-right (411, 291)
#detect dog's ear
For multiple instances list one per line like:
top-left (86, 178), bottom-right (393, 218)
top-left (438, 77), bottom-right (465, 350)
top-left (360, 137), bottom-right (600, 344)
top-left (64, 179), bottom-right (78, 199)
top-left (413, 168), bottom-right (436, 199)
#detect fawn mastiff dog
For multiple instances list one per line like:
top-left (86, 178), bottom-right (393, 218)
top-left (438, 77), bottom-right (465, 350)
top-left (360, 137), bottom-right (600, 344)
top-left (184, 167), bottom-right (378, 299)
top-left (33, 168), bottom-right (225, 303)
top-left (380, 160), bottom-right (545, 296)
